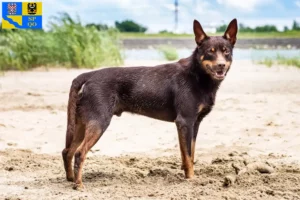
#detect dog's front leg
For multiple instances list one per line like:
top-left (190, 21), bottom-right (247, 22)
top-left (191, 119), bottom-right (201, 165)
top-left (175, 116), bottom-right (194, 178)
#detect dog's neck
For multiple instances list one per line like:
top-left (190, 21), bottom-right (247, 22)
top-left (187, 49), bottom-right (221, 93)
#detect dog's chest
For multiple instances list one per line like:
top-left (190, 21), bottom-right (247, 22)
top-left (197, 103), bottom-right (212, 115)
top-left (196, 95), bottom-right (215, 116)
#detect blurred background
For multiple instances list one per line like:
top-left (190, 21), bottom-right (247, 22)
top-left (0, 0), bottom-right (299, 70)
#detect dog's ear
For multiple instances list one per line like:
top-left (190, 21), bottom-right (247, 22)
top-left (193, 19), bottom-right (208, 46)
top-left (224, 19), bottom-right (238, 46)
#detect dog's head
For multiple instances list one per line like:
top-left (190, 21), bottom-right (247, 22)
top-left (193, 19), bottom-right (238, 81)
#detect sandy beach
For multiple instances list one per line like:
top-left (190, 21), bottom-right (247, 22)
top-left (1, 60), bottom-right (300, 199)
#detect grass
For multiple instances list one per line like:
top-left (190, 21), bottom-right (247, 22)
top-left (120, 31), bottom-right (300, 39)
top-left (0, 13), bottom-right (123, 71)
top-left (158, 45), bottom-right (179, 61)
top-left (259, 58), bottom-right (274, 67)
top-left (259, 55), bottom-right (300, 68)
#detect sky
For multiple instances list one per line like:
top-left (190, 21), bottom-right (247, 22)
top-left (1, 0), bottom-right (300, 33)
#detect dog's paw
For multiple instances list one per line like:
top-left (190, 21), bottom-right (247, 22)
top-left (73, 183), bottom-right (85, 191)
top-left (184, 169), bottom-right (194, 179)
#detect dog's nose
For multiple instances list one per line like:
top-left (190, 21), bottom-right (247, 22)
top-left (216, 59), bottom-right (226, 68)
top-left (217, 63), bottom-right (225, 68)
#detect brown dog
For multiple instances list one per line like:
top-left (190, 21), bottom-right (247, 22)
top-left (62, 19), bottom-right (238, 189)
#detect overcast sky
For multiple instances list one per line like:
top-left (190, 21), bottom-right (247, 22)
top-left (1, 0), bottom-right (300, 32)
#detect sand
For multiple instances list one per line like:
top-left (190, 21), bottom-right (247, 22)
top-left (0, 60), bottom-right (300, 199)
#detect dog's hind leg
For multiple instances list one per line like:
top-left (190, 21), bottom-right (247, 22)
top-left (62, 74), bottom-right (94, 181)
top-left (73, 118), bottom-right (111, 190)
top-left (65, 122), bottom-right (86, 182)
top-left (62, 122), bottom-right (77, 181)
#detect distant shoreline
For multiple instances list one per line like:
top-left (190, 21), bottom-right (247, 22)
top-left (122, 38), bottom-right (300, 49)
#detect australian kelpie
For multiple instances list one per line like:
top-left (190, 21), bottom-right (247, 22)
top-left (62, 19), bottom-right (238, 189)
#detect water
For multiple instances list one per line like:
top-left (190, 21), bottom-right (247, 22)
top-left (124, 48), bottom-right (300, 61)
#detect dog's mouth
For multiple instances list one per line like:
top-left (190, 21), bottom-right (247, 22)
top-left (214, 70), bottom-right (226, 79)
top-left (203, 63), bottom-right (227, 81)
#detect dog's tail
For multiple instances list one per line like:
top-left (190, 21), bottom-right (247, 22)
top-left (65, 71), bottom-right (95, 148)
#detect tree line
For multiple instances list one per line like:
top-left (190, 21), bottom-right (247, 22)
top-left (216, 20), bottom-right (300, 33)
top-left (87, 20), bottom-right (147, 32)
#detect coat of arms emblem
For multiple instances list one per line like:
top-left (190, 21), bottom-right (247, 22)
top-left (7, 3), bottom-right (17, 15)
top-left (27, 3), bottom-right (37, 15)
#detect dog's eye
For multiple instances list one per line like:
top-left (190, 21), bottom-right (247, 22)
top-left (207, 48), bottom-right (215, 54)
top-left (223, 47), bottom-right (230, 55)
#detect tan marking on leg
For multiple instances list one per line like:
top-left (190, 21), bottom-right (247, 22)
top-left (180, 146), bottom-right (185, 170)
top-left (178, 129), bottom-right (185, 170)
top-left (73, 121), bottom-right (102, 190)
top-left (200, 55), bottom-right (204, 61)
top-left (66, 123), bottom-right (85, 181)
top-left (73, 153), bottom-right (87, 191)
top-left (178, 130), bottom-right (194, 178)
top-left (192, 121), bottom-right (201, 167)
